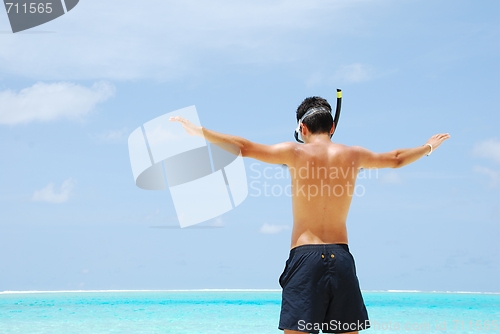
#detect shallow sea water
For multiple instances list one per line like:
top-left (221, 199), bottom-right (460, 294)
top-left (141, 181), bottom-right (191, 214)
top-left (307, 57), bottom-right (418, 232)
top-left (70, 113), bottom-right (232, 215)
top-left (0, 290), bottom-right (498, 334)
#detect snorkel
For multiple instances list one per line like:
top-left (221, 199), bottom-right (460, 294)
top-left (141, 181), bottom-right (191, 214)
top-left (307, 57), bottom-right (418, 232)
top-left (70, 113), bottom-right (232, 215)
top-left (294, 89), bottom-right (342, 143)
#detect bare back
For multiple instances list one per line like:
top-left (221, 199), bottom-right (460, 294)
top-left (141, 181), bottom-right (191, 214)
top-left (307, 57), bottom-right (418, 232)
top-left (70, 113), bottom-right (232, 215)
top-left (288, 141), bottom-right (359, 248)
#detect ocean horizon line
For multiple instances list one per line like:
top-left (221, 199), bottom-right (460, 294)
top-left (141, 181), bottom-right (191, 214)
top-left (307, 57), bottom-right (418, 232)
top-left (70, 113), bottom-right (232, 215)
top-left (1, 289), bottom-right (499, 295)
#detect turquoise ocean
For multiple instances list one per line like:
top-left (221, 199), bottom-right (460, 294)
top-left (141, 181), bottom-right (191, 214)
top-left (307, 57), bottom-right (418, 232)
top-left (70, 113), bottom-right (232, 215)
top-left (1, 290), bottom-right (498, 334)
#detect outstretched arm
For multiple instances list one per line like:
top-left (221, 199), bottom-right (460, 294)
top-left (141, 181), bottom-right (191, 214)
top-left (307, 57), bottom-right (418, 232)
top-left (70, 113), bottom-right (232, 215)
top-left (169, 116), bottom-right (297, 165)
top-left (356, 133), bottom-right (451, 169)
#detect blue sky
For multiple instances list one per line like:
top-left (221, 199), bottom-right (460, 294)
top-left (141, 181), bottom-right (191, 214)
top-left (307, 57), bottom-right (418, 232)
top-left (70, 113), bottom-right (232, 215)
top-left (0, 0), bottom-right (498, 292)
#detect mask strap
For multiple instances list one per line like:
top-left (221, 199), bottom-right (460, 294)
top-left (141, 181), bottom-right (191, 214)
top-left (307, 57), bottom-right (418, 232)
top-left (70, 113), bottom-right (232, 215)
top-left (294, 107), bottom-right (330, 143)
top-left (293, 89), bottom-right (342, 143)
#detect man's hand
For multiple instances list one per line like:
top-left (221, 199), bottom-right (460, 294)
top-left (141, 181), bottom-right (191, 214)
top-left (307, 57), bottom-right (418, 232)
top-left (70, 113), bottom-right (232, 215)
top-left (425, 133), bottom-right (451, 153)
top-left (169, 116), bottom-right (203, 137)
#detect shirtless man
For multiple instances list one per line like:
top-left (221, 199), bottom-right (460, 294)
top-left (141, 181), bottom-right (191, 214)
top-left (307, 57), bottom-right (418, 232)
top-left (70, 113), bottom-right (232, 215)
top-left (170, 96), bottom-right (450, 334)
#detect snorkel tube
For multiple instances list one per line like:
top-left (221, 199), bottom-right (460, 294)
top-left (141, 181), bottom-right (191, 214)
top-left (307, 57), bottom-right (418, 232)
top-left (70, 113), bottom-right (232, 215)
top-left (294, 88), bottom-right (342, 143)
top-left (332, 89), bottom-right (342, 136)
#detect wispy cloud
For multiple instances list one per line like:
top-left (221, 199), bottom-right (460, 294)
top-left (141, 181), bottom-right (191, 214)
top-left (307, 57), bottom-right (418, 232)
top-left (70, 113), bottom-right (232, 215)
top-left (473, 139), bottom-right (500, 164)
top-left (0, 82), bottom-right (115, 125)
top-left (32, 178), bottom-right (76, 204)
top-left (90, 127), bottom-right (129, 143)
top-left (380, 171), bottom-right (402, 184)
top-left (211, 217), bottom-right (225, 227)
top-left (259, 223), bottom-right (289, 234)
top-left (0, 0), bottom-right (381, 81)
top-left (306, 63), bottom-right (375, 87)
top-left (473, 166), bottom-right (499, 188)
top-left (144, 209), bottom-right (160, 220)
top-left (334, 63), bottom-right (375, 83)
top-left (144, 126), bottom-right (180, 145)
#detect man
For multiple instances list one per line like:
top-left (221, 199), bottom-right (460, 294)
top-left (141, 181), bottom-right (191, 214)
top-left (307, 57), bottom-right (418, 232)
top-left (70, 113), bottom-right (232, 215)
top-left (170, 96), bottom-right (450, 334)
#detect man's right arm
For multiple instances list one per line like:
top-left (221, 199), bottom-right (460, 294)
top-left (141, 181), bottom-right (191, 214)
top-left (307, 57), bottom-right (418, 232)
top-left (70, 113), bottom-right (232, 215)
top-left (169, 115), bottom-right (297, 166)
top-left (355, 133), bottom-right (450, 169)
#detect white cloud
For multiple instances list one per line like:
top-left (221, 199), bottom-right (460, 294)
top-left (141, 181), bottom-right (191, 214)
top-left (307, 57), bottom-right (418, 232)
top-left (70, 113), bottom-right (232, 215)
top-left (473, 139), bottom-right (500, 164)
top-left (259, 223), bottom-right (289, 234)
top-left (0, 81), bottom-right (115, 125)
top-left (473, 166), bottom-right (499, 188)
top-left (334, 63), bottom-right (374, 83)
top-left (0, 0), bottom-right (382, 81)
top-left (32, 178), bottom-right (76, 204)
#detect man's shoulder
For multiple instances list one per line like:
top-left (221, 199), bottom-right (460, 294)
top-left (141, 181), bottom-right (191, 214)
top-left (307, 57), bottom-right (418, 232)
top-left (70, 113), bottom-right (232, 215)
top-left (331, 142), bottom-right (363, 153)
top-left (295, 141), bottom-right (361, 154)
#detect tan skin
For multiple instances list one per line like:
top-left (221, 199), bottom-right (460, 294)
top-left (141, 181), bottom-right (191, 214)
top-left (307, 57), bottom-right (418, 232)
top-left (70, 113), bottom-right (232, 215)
top-left (170, 116), bottom-right (450, 334)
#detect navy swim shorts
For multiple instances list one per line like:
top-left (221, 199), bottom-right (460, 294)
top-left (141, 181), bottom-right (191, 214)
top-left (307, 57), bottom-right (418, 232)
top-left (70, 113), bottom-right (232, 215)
top-left (278, 244), bottom-right (370, 333)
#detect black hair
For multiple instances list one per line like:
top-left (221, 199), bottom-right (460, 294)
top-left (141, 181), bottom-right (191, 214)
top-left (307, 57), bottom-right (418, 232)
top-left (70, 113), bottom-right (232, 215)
top-left (296, 96), bottom-right (333, 134)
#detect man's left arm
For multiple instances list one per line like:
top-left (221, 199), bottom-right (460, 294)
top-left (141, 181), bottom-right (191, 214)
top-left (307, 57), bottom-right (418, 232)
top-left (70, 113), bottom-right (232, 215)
top-left (170, 116), bottom-right (297, 165)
